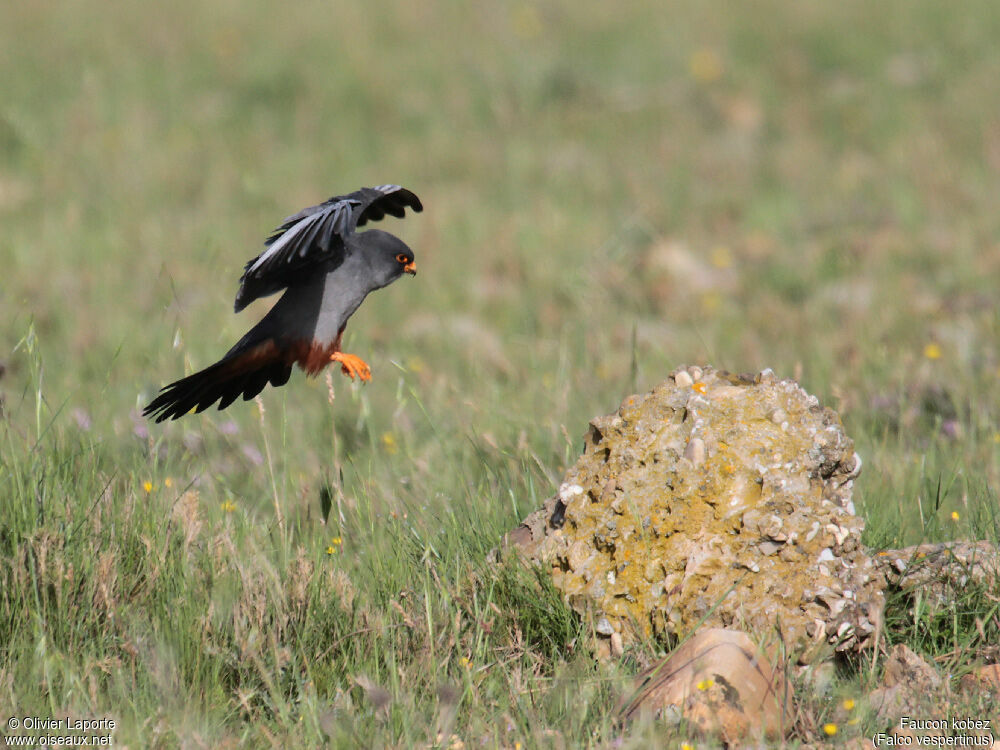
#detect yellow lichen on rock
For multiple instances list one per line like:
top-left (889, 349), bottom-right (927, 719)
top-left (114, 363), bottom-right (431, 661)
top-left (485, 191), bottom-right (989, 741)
top-left (508, 366), bottom-right (884, 657)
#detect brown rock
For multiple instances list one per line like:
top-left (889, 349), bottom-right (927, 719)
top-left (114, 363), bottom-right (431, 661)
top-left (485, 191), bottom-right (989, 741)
top-left (868, 644), bottom-right (942, 722)
top-left (506, 366), bottom-right (885, 656)
top-left (975, 663), bottom-right (1000, 689)
top-left (618, 628), bottom-right (787, 742)
top-left (958, 663), bottom-right (1000, 693)
top-left (882, 643), bottom-right (941, 690)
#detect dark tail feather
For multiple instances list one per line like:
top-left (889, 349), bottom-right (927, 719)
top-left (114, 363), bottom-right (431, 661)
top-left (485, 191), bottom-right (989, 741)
top-left (143, 340), bottom-right (294, 422)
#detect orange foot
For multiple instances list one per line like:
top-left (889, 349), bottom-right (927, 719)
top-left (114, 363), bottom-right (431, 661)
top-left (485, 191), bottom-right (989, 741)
top-left (330, 352), bottom-right (372, 382)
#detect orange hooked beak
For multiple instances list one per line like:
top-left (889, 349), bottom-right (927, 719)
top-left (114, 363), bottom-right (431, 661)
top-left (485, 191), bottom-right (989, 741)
top-left (404, 261), bottom-right (417, 275)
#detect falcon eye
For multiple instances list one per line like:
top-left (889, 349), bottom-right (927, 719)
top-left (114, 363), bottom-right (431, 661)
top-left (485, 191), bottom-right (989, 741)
top-left (395, 253), bottom-right (409, 264)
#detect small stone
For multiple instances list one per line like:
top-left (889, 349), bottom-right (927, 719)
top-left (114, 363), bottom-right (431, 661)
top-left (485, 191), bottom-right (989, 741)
top-left (816, 592), bottom-right (847, 617)
top-left (761, 515), bottom-right (784, 539)
top-left (559, 483), bottom-right (584, 501)
top-left (825, 523), bottom-right (850, 546)
top-left (567, 540), bottom-right (591, 570)
top-left (959, 664), bottom-right (1000, 692)
top-left (844, 452), bottom-right (863, 481)
top-left (644, 559), bottom-right (665, 582)
top-left (674, 370), bottom-right (694, 388)
top-left (779, 546), bottom-right (802, 563)
top-left (741, 509), bottom-right (760, 532)
top-left (684, 437), bottom-right (706, 466)
top-left (600, 479), bottom-right (618, 503)
top-left (595, 616), bottom-right (615, 636)
top-left (756, 368), bottom-right (776, 384)
top-left (806, 619), bottom-right (826, 638)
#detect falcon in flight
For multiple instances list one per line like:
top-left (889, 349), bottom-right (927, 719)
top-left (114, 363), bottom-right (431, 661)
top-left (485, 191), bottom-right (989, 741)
top-left (144, 185), bottom-right (422, 422)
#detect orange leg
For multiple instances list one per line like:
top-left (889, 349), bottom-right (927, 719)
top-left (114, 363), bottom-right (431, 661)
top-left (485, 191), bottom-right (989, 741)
top-left (330, 352), bottom-right (372, 382)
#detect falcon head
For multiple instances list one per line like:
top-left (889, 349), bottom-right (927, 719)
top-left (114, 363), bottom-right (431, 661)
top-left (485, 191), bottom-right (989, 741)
top-left (356, 229), bottom-right (417, 290)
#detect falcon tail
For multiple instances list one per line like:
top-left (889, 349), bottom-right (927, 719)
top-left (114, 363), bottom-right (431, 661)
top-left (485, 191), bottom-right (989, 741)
top-left (142, 331), bottom-right (351, 422)
top-left (142, 340), bottom-right (294, 423)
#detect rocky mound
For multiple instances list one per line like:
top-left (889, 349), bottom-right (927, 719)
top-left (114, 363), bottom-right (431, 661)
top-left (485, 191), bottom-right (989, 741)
top-left (506, 365), bottom-right (885, 658)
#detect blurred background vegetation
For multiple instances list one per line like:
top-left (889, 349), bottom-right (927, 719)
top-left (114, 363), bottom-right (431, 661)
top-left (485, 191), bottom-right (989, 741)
top-left (2, 0), bottom-right (998, 744)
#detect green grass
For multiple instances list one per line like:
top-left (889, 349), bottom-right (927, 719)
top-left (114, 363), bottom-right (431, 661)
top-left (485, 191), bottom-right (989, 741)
top-left (2, 0), bottom-right (1000, 744)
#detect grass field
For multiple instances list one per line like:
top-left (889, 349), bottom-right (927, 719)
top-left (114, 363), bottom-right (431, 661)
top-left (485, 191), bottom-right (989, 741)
top-left (2, 0), bottom-right (999, 745)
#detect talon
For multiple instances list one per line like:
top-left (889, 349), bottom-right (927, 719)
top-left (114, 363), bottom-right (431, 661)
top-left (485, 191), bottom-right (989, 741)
top-left (330, 352), bottom-right (372, 382)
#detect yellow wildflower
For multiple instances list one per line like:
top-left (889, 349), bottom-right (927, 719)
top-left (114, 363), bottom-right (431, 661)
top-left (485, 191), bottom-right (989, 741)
top-left (951, 511), bottom-right (960, 521)
top-left (689, 48), bottom-right (724, 83)
top-left (709, 245), bottom-right (732, 269)
top-left (381, 431), bottom-right (398, 455)
top-left (842, 698), bottom-right (855, 711)
top-left (700, 291), bottom-right (722, 314)
top-left (511, 4), bottom-right (542, 40)
top-left (164, 477), bottom-right (174, 488)
top-left (143, 481), bottom-right (154, 493)
top-left (823, 723), bottom-right (837, 736)
top-left (221, 500), bottom-right (236, 513)
top-left (923, 342), bottom-right (942, 360)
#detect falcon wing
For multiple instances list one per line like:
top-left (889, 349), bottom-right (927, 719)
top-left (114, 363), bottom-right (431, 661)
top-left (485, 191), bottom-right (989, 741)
top-left (234, 185), bottom-right (422, 312)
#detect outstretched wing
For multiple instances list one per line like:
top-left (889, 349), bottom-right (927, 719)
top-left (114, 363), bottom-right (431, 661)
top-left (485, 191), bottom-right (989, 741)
top-left (234, 185), bottom-right (422, 312)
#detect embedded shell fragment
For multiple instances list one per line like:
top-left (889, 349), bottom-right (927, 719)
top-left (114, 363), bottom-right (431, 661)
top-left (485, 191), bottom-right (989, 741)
top-left (510, 366), bottom-right (884, 656)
